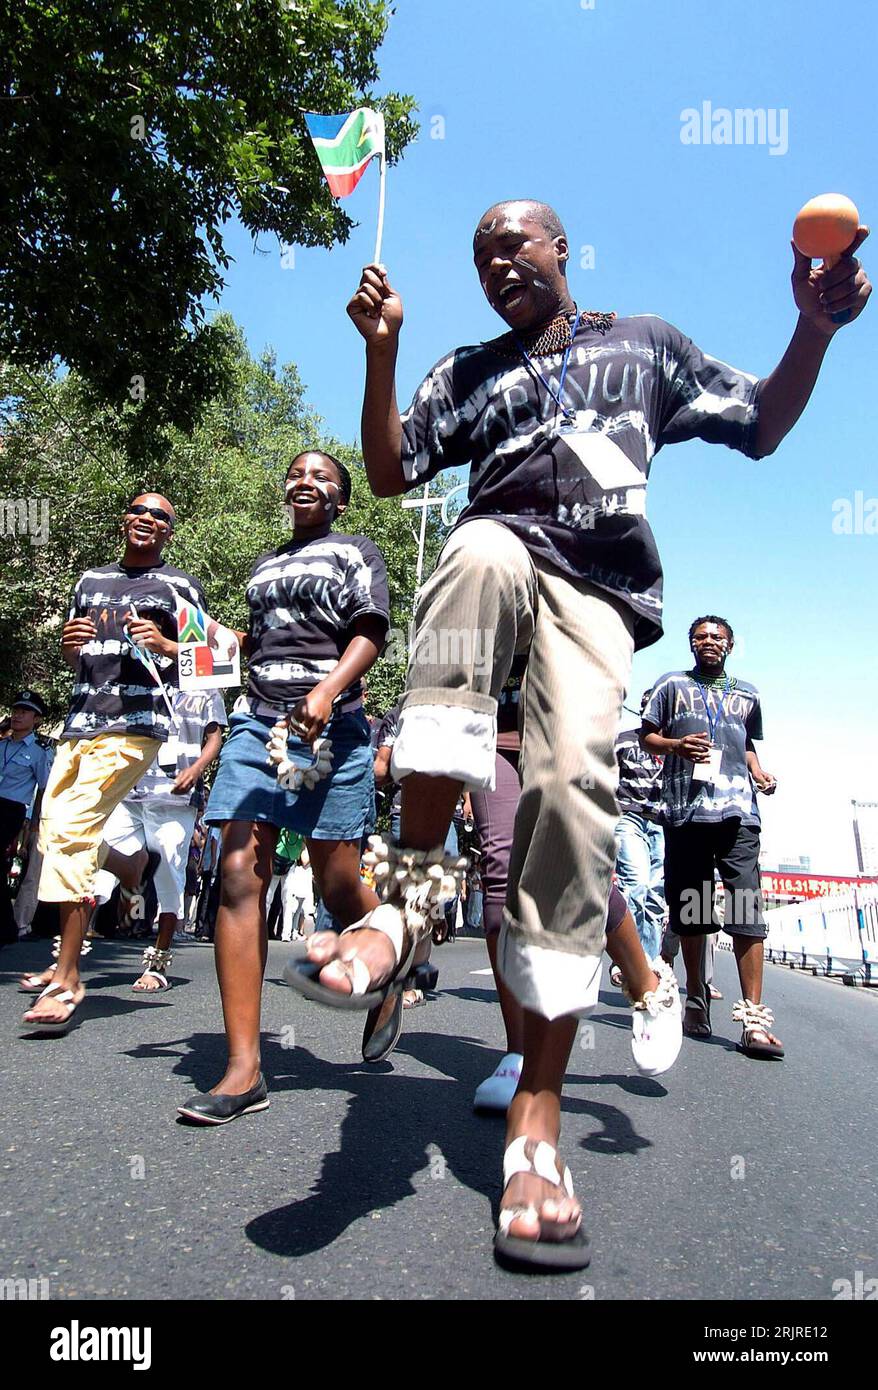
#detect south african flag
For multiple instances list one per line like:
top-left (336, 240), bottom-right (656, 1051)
top-left (303, 108), bottom-right (385, 198)
top-left (178, 604), bottom-right (207, 644)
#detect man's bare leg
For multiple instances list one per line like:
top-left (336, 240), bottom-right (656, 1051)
top-left (21, 900), bottom-right (90, 1024)
top-left (486, 931), bottom-right (524, 1054)
top-left (20, 843), bottom-right (149, 993)
top-left (102, 843), bottom-right (149, 891)
top-left (605, 909), bottom-right (659, 1001)
top-left (133, 909), bottom-right (178, 991)
top-left (502, 1010), bottom-right (582, 1238)
top-left (680, 934), bottom-right (711, 1035)
top-left (733, 936), bottom-right (783, 1047)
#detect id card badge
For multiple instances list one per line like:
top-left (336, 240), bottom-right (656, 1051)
top-left (692, 747), bottom-right (722, 782)
top-left (157, 737), bottom-right (180, 770)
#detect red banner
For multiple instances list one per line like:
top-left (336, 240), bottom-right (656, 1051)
top-left (761, 872), bottom-right (878, 901)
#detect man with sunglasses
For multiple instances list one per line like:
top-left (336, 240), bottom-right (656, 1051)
top-left (21, 492), bottom-right (208, 1033)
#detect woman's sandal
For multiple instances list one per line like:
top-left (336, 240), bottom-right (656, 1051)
top-left (732, 998), bottom-right (785, 1059)
top-left (20, 981), bottom-right (85, 1035)
top-left (283, 837), bottom-right (466, 1013)
top-left (19, 937), bottom-right (92, 993)
top-left (494, 1136), bottom-right (591, 1271)
top-left (132, 946), bottom-right (173, 995)
top-left (119, 850), bottom-right (162, 928)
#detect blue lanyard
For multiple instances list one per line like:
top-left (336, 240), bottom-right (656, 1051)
top-left (695, 676), bottom-right (731, 743)
top-left (515, 311), bottom-right (582, 424)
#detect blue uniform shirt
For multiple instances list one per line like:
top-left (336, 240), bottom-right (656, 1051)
top-left (0, 733), bottom-right (54, 807)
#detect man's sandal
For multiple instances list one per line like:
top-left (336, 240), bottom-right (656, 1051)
top-left (19, 937), bottom-right (92, 993)
top-left (283, 837), bottom-right (466, 1013)
top-left (119, 849), bottom-right (162, 928)
top-left (682, 996), bottom-right (712, 1038)
top-left (20, 982), bottom-right (84, 1035)
top-left (132, 946), bottom-right (173, 995)
top-left (732, 999), bottom-right (784, 1059)
top-left (494, 1136), bottom-right (591, 1271)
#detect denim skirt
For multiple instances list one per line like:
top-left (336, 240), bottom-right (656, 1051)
top-left (205, 708), bottom-right (375, 841)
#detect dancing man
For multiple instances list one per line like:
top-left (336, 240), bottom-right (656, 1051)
top-left (289, 199), bottom-right (870, 1266)
top-left (20, 493), bottom-right (206, 1032)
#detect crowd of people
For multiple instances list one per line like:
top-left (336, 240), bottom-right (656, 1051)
top-left (2, 195), bottom-right (870, 1273)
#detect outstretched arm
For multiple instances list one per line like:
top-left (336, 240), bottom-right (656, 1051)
top-left (347, 263), bottom-right (407, 497)
top-left (754, 228), bottom-right (871, 457)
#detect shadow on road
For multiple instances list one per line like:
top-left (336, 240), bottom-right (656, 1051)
top-left (125, 1022), bottom-right (656, 1259)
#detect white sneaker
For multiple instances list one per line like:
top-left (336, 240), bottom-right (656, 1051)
top-left (630, 959), bottom-right (682, 1077)
top-left (473, 1052), bottom-right (524, 1113)
top-left (608, 964), bottom-right (624, 989)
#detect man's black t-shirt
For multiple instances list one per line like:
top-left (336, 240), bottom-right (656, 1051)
top-left (245, 533), bottom-right (390, 710)
top-left (400, 315), bottom-right (761, 649)
top-left (64, 562), bottom-right (207, 742)
top-left (643, 671), bottom-right (764, 828)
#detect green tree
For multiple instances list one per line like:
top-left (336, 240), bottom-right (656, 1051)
top-left (0, 1), bottom-right (416, 453)
top-left (0, 314), bottom-right (450, 721)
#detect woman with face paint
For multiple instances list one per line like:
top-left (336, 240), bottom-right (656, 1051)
top-left (177, 451), bottom-right (391, 1124)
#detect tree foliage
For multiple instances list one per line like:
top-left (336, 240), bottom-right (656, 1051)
top-left (0, 315), bottom-right (450, 721)
top-left (0, 1), bottom-right (417, 453)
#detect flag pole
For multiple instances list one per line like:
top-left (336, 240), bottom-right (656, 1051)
top-left (128, 603), bottom-right (179, 729)
top-left (373, 152), bottom-right (387, 265)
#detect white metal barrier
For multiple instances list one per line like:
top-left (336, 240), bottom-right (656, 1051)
top-left (762, 886), bottom-right (878, 982)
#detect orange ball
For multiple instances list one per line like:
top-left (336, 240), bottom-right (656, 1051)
top-left (793, 193), bottom-right (859, 259)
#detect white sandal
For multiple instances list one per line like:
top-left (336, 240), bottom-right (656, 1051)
top-left (19, 936), bottom-right (92, 993)
top-left (133, 946), bottom-right (173, 994)
top-left (494, 1136), bottom-right (590, 1270)
top-left (20, 981), bottom-right (84, 1034)
top-left (732, 998), bottom-right (784, 1058)
top-left (283, 837), bottom-right (466, 1012)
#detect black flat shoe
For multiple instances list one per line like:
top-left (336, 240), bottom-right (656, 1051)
top-left (177, 1074), bottom-right (269, 1125)
top-left (362, 991), bottom-right (404, 1063)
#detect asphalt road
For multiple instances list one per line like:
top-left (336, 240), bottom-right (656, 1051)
top-left (1, 933), bottom-right (876, 1301)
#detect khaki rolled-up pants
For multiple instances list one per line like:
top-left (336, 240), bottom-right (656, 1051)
top-left (392, 519), bottom-right (634, 1019)
top-left (38, 734), bottom-right (161, 902)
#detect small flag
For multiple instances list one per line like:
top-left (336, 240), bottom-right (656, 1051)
top-left (304, 108), bottom-right (385, 198)
top-left (176, 603), bottom-right (241, 691)
top-left (178, 603), bottom-right (207, 644)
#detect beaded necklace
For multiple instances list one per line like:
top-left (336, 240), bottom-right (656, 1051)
top-left (689, 668), bottom-right (738, 691)
top-left (486, 305), bottom-right (615, 360)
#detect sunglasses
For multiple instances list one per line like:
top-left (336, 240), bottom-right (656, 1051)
top-left (127, 504), bottom-right (174, 528)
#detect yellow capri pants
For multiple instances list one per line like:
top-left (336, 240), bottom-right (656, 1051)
top-left (38, 735), bottom-right (161, 902)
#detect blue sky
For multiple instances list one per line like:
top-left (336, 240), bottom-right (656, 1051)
top-left (215, 0), bottom-right (877, 872)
